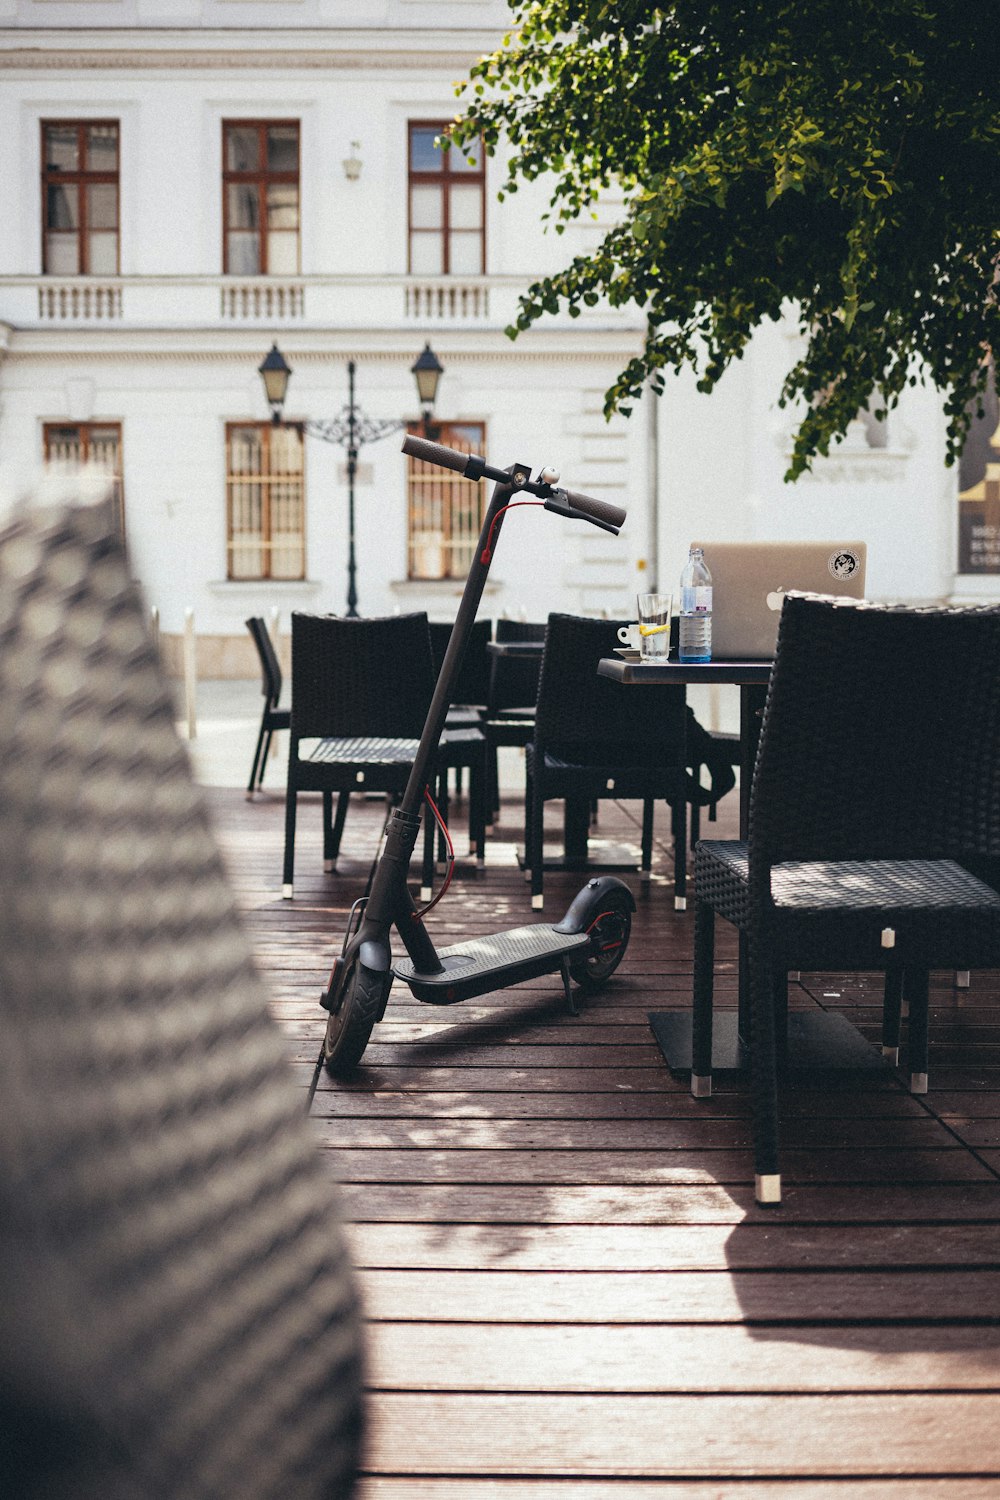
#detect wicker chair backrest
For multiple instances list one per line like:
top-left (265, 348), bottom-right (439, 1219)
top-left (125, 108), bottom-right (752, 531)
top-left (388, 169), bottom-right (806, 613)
top-left (489, 618), bottom-right (547, 713)
top-left (246, 614), bottom-right (283, 704)
top-left (752, 593), bottom-right (1000, 864)
top-left (290, 610), bottom-right (435, 741)
top-left (429, 616), bottom-right (492, 706)
top-left (535, 613), bottom-right (686, 758)
top-left (0, 493), bottom-right (363, 1499)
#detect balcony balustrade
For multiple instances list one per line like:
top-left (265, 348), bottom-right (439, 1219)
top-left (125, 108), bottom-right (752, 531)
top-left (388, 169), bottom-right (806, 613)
top-left (2, 274), bottom-right (631, 334)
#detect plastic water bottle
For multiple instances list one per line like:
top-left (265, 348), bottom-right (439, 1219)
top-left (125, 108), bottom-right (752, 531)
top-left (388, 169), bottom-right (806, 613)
top-left (679, 546), bottom-right (712, 663)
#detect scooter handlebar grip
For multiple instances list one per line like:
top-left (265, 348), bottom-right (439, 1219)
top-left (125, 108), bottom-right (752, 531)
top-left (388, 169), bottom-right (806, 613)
top-left (562, 489), bottom-right (627, 531)
top-left (401, 433), bottom-right (475, 475)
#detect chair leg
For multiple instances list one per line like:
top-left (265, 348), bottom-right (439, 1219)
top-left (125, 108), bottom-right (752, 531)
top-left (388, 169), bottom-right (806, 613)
top-left (748, 933), bottom-right (781, 1205)
top-left (258, 727), bottom-right (275, 789)
top-left (471, 740), bottom-right (487, 865)
top-left (881, 966), bottom-right (904, 1064)
top-left (772, 969), bottom-right (788, 1069)
top-left (529, 776), bottom-right (545, 910)
top-left (436, 773), bottom-right (450, 864)
top-left (640, 798), bottom-right (654, 885)
top-left (691, 900), bottom-right (716, 1096)
top-left (421, 790), bottom-right (436, 901)
top-left (281, 781), bottom-right (298, 899)
top-left (329, 791), bottom-right (351, 866)
top-left (690, 797), bottom-right (701, 848)
top-left (247, 715), bottom-right (267, 797)
top-left (486, 741), bottom-right (500, 825)
top-left (906, 968), bottom-right (930, 1094)
top-left (322, 790), bottom-right (334, 871)
top-left (671, 797), bottom-right (687, 911)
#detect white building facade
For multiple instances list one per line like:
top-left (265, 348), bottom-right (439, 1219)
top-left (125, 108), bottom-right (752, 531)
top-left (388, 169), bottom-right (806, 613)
top-left (0, 0), bottom-right (970, 676)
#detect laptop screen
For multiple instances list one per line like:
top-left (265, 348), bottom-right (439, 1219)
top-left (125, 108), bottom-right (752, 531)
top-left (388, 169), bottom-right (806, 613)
top-left (690, 541), bottom-right (868, 660)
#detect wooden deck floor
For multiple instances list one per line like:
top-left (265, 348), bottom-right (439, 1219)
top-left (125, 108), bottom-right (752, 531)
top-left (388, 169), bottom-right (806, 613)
top-left (209, 783), bottom-right (1000, 1497)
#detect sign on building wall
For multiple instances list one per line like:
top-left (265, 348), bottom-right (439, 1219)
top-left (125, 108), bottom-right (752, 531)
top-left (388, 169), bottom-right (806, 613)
top-left (958, 365), bottom-right (1000, 574)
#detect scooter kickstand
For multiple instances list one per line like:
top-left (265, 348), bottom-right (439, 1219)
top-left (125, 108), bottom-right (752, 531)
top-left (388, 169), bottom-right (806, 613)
top-left (560, 956), bottom-right (579, 1017)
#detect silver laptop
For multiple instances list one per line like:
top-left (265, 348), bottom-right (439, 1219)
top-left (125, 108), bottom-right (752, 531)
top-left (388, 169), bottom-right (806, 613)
top-left (690, 540), bottom-right (868, 660)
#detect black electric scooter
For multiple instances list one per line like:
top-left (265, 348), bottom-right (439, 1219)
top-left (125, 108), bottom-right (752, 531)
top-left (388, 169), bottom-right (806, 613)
top-left (317, 434), bottom-right (636, 1076)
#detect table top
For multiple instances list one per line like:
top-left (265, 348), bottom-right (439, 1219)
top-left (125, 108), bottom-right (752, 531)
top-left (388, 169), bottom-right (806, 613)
top-left (597, 654), bottom-right (773, 686)
top-left (486, 640), bottom-right (546, 658)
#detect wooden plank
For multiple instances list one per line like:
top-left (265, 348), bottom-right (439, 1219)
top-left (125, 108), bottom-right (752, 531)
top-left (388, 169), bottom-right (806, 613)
top-left (358, 1482), bottom-right (1000, 1500)
top-left (344, 1220), bottom-right (1000, 1272)
top-left (320, 1146), bottom-right (995, 1185)
top-left (335, 1181), bottom-right (1000, 1224)
top-left (363, 1392), bottom-right (1000, 1476)
top-left (357, 1267), bottom-right (1000, 1323)
top-left (314, 1116), bottom-right (961, 1150)
top-left (364, 1321), bottom-right (1000, 1392)
top-left (310, 1087), bottom-right (931, 1120)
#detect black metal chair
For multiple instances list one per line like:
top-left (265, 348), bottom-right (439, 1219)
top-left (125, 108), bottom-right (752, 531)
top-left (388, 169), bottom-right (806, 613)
top-left (0, 492), bottom-right (364, 1500)
top-left (691, 593), bottom-right (1000, 1206)
top-left (245, 615), bottom-right (291, 796)
top-left (484, 618), bottom-right (547, 825)
top-left (525, 613), bottom-right (691, 910)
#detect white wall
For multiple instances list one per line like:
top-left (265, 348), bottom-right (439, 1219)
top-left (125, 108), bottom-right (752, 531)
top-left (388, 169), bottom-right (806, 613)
top-left (0, 0), bottom-right (970, 671)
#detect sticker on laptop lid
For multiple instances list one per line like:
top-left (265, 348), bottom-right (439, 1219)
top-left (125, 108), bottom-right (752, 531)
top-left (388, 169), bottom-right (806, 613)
top-left (828, 549), bottom-right (861, 582)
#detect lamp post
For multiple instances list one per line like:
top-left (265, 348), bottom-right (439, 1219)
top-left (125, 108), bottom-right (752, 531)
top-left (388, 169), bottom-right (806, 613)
top-left (258, 341), bottom-right (444, 617)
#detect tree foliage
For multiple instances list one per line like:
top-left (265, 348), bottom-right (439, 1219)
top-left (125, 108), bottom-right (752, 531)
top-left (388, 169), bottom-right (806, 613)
top-left (450, 1), bottom-right (1000, 477)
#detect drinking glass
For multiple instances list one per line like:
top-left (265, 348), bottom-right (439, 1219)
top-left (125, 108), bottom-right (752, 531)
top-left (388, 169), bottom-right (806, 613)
top-left (637, 592), bottom-right (672, 661)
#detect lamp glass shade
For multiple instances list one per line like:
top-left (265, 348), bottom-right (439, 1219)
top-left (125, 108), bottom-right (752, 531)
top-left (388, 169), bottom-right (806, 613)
top-left (258, 344), bottom-right (292, 410)
top-left (411, 342), bottom-right (444, 409)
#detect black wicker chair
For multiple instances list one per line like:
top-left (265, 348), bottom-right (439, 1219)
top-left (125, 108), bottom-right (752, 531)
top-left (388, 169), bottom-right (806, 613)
top-left (0, 491), bottom-right (364, 1500)
top-left (484, 618), bottom-right (547, 825)
top-left (283, 611), bottom-right (434, 899)
top-left (428, 617), bottom-right (491, 868)
top-left (245, 615), bottom-right (291, 796)
top-left (282, 612), bottom-right (485, 900)
top-left (525, 613), bottom-right (690, 910)
top-left (691, 593), bottom-right (1000, 1207)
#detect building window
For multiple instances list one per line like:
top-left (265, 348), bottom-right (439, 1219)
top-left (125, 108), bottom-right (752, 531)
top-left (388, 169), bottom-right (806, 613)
top-left (227, 423), bottom-right (305, 580)
top-left (41, 121), bottom-right (119, 275)
top-left (408, 122), bottom-right (484, 276)
top-left (44, 422), bottom-right (124, 537)
top-left (223, 121), bottom-right (300, 275)
top-left (407, 421), bottom-right (485, 579)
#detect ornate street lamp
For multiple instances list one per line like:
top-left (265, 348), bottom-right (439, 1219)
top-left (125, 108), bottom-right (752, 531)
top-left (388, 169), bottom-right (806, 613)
top-left (258, 342), bottom-right (443, 617)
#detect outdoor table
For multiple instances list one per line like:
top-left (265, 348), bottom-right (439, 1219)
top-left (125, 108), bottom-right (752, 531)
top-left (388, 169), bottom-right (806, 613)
top-left (597, 652), bottom-right (887, 1077)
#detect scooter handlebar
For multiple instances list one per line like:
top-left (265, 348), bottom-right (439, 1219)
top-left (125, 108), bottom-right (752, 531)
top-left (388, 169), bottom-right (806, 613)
top-left (400, 433), bottom-right (627, 533)
top-left (401, 433), bottom-right (476, 476)
top-left (558, 488), bottom-right (627, 533)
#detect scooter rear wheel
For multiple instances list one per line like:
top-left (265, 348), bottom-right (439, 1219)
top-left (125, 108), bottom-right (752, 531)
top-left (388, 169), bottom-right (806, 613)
top-left (568, 889), bottom-right (632, 991)
top-left (323, 959), bottom-right (388, 1075)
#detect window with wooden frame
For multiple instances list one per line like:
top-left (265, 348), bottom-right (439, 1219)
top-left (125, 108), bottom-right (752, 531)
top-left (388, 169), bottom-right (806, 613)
top-left (223, 121), bottom-right (300, 275)
top-left (227, 422), bottom-right (305, 581)
top-left (408, 122), bottom-right (485, 276)
top-left (41, 121), bottom-right (119, 275)
top-left (407, 421), bottom-right (486, 580)
top-left (44, 422), bottom-right (124, 537)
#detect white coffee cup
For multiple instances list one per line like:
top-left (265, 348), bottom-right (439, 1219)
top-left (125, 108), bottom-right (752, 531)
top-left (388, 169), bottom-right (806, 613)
top-left (617, 623), bottom-right (641, 650)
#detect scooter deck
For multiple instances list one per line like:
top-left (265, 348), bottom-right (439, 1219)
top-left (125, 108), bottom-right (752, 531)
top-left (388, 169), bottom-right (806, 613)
top-left (394, 923), bottom-right (591, 1004)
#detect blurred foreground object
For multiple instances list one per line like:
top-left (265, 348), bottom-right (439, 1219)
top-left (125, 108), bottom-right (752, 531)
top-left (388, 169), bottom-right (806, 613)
top-left (0, 484), bottom-right (364, 1499)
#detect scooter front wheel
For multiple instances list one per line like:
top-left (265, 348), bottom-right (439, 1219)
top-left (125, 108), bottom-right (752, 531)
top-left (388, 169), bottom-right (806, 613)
top-left (323, 959), bottom-right (389, 1075)
top-left (568, 889), bottom-right (632, 991)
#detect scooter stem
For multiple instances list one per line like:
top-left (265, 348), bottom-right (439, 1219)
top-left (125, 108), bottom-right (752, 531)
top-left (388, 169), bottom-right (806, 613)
top-left (347, 473), bottom-right (520, 967)
top-left (398, 474), bottom-right (519, 818)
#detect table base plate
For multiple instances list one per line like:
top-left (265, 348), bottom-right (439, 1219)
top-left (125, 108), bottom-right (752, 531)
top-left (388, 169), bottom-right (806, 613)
top-left (649, 1010), bottom-right (890, 1077)
top-left (517, 841), bottom-right (640, 874)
